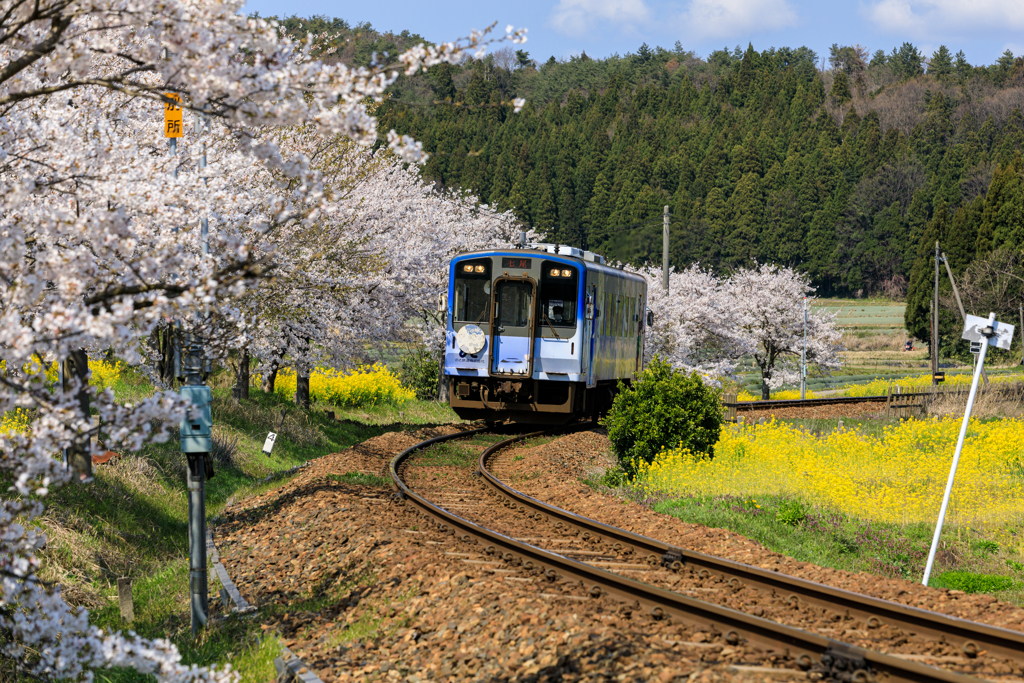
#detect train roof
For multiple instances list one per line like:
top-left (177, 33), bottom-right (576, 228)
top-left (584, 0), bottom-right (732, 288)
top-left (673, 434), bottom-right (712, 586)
top-left (453, 245), bottom-right (647, 283)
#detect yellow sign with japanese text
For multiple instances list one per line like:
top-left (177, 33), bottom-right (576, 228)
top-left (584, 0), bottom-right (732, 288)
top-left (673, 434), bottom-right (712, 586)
top-left (164, 93), bottom-right (183, 138)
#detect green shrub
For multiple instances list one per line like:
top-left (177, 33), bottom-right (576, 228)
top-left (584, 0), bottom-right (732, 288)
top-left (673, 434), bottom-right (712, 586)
top-left (972, 539), bottom-right (999, 555)
top-left (605, 357), bottom-right (723, 475)
top-left (776, 500), bottom-right (809, 526)
top-left (399, 344), bottom-right (440, 400)
top-left (598, 466), bottom-right (628, 488)
top-left (931, 571), bottom-right (1018, 593)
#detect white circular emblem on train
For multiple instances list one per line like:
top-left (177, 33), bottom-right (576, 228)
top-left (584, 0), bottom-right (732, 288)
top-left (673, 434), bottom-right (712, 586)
top-left (456, 325), bottom-right (486, 354)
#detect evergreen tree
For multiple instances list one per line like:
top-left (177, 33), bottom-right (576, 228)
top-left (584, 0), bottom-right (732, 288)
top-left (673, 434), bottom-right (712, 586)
top-left (929, 46), bottom-right (953, 78)
top-left (829, 70), bottom-right (852, 103)
top-left (726, 172), bottom-right (763, 266)
top-left (978, 154), bottom-right (1024, 252)
top-left (954, 51), bottom-right (971, 78)
top-left (584, 172), bottom-right (612, 246)
top-left (890, 42), bottom-right (925, 80)
top-left (945, 198), bottom-right (981, 272)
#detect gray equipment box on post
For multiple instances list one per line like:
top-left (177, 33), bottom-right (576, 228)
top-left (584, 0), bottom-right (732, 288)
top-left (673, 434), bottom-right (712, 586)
top-left (180, 385), bottom-right (213, 453)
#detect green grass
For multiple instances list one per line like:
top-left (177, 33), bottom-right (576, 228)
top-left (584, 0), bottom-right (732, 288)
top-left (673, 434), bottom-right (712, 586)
top-left (320, 399), bottom-right (458, 426)
top-left (620, 491), bottom-right (1023, 603)
top-left (37, 373), bottom-right (462, 683)
top-left (930, 571), bottom-right (1020, 593)
top-left (327, 472), bottom-right (392, 487)
top-left (412, 441), bottom-right (478, 467)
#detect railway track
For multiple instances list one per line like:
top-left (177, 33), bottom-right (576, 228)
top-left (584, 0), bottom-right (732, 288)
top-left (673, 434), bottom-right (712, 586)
top-left (390, 426), bottom-right (1024, 683)
top-left (730, 395), bottom-right (888, 410)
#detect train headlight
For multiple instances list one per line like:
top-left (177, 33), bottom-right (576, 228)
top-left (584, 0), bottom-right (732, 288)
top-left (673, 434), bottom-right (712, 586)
top-left (474, 264), bottom-right (486, 273)
top-left (462, 264), bottom-right (474, 273)
top-left (550, 268), bottom-right (561, 277)
top-left (561, 269), bottom-right (572, 277)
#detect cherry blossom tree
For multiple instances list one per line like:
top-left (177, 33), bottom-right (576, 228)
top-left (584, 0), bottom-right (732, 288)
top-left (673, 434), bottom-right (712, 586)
top-left (637, 263), bottom-right (842, 395)
top-left (0, 3), bottom-right (525, 680)
top-left (724, 263), bottom-right (843, 399)
top-left (638, 264), bottom-right (745, 379)
top-left (242, 141), bottom-right (527, 400)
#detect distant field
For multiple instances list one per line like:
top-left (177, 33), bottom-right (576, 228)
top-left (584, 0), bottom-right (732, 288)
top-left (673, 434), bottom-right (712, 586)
top-left (814, 299), bottom-right (906, 330)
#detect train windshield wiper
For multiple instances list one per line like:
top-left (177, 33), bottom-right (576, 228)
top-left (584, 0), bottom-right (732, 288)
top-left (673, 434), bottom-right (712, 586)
top-left (542, 312), bottom-right (562, 339)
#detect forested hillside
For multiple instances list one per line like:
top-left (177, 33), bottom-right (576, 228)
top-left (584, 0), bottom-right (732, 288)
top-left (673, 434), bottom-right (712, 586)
top-left (264, 15), bottom-right (1024, 344)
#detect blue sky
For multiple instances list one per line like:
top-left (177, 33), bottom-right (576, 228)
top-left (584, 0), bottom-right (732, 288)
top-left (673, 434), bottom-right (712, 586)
top-left (242, 0), bottom-right (1024, 67)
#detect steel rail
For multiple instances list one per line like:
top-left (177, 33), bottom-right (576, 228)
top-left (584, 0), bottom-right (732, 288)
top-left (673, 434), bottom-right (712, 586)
top-left (389, 429), bottom-right (984, 683)
top-left (729, 395), bottom-right (888, 410)
top-left (477, 431), bottom-right (1024, 664)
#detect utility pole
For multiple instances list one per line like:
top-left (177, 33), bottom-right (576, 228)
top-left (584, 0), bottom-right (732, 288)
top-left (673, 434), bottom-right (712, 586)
top-left (662, 206), bottom-right (669, 293)
top-left (941, 253), bottom-right (987, 384)
top-left (932, 241), bottom-right (940, 386)
top-left (801, 297), bottom-right (807, 400)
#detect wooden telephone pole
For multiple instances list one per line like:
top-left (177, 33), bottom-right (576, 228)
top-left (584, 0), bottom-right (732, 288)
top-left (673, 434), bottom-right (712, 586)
top-left (932, 241), bottom-right (939, 386)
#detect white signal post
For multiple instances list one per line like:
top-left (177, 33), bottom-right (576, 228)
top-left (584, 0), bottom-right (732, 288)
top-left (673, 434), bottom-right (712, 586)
top-left (922, 312), bottom-right (1013, 586)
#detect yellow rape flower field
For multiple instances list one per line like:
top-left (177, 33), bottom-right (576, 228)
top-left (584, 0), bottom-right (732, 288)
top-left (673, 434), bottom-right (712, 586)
top-left (1, 360), bottom-right (127, 435)
top-left (737, 371), bottom-right (1024, 401)
top-left (274, 363), bottom-right (415, 408)
top-left (635, 418), bottom-right (1024, 530)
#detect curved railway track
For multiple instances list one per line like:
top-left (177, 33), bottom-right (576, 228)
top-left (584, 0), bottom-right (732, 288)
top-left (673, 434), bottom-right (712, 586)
top-left (390, 426), bottom-right (1024, 683)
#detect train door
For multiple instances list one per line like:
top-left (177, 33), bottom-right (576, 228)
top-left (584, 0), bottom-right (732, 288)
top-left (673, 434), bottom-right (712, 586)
top-left (586, 284), bottom-right (598, 388)
top-left (490, 277), bottom-right (536, 377)
top-left (582, 285), bottom-right (595, 385)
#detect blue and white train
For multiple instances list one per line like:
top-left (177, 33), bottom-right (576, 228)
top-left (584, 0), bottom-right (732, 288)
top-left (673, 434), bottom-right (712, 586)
top-left (443, 244), bottom-right (650, 424)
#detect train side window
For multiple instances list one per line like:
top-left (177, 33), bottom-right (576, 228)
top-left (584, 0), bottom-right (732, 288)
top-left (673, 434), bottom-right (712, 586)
top-left (598, 292), bottom-right (606, 337)
top-left (610, 294), bottom-right (618, 337)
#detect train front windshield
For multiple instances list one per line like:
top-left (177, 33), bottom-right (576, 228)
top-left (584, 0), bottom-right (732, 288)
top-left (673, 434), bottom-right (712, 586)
top-left (453, 260), bottom-right (491, 323)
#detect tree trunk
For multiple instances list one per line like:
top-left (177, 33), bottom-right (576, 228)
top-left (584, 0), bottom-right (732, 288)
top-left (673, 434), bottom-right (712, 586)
top-left (761, 379), bottom-right (770, 400)
top-left (296, 371), bottom-right (310, 408)
top-left (63, 350), bottom-right (93, 482)
top-left (233, 348), bottom-right (250, 400)
top-left (262, 355), bottom-right (280, 393)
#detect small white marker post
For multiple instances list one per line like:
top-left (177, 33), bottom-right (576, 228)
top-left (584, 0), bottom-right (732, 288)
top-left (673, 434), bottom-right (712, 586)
top-left (922, 311), bottom-right (1013, 586)
top-left (262, 432), bottom-right (277, 455)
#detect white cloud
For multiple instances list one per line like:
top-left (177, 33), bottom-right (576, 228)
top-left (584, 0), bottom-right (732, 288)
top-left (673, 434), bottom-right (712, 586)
top-left (680, 0), bottom-right (798, 39)
top-left (549, 0), bottom-right (652, 37)
top-left (863, 0), bottom-right (1024, 35)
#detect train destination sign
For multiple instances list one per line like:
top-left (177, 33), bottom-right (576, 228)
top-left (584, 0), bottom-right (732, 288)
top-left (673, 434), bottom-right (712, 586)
top-left (501, 257), bottom-right (531, 269)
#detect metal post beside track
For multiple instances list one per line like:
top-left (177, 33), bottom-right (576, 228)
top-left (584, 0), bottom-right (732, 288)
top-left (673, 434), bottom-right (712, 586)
top-left (923, 312), bottom-right (998, 586)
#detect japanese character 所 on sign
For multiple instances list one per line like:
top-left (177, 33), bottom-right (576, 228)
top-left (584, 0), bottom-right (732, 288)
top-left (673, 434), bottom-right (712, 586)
top-left (164, 92), bottom-right (182, 138)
